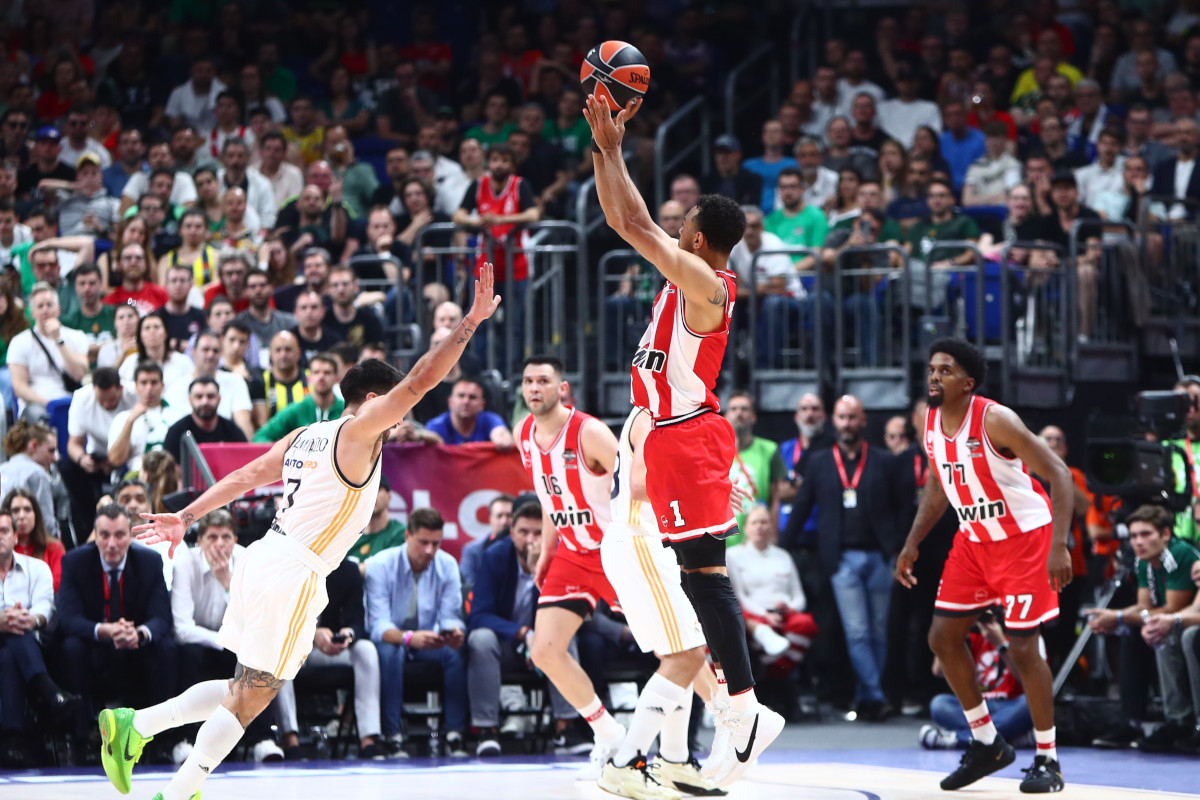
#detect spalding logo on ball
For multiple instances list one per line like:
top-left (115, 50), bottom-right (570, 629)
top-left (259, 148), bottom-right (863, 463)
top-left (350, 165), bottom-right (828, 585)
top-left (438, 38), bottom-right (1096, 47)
top-left (580, 40), bottom-right (650, 109)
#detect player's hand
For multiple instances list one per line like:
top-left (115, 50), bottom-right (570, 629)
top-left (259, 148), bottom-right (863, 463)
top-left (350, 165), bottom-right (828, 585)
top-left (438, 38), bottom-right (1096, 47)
top-left (467, 262), bottom-right (501, 325)
top-left (133, 512), bottom-right (188, 559)
top-left (1047, 544), bottom-right (1073, 592)
top-left (894, 541), bottom-right (919, 588)
top-left (729, 484), bottom-right (752, 514)
top-left (582, 94), bottom-right (642, 153)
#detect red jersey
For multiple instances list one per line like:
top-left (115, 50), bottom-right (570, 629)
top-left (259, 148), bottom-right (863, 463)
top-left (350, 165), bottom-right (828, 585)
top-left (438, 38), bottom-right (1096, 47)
top-left (630, 270), bottom-right (737, 421)
top-left (104, 283), bottom-right (169, 317)
top-left (969, 632), bottom-right (1026, 701)
top-left (925, 395), bottom-right (1053, 543)
top-left (474, 174), bottom-right (530, 281)
top-left (519, 408), bottom-right (612, 553)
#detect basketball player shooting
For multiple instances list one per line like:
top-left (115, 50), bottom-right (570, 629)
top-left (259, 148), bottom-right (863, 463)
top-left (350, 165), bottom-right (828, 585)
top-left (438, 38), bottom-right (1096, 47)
top-left (98, 266), bottom-right (500, 800)
top-left (894, 339), bottom-right (1072, 794)
top-left (584, 93), bottom-right (784, 785)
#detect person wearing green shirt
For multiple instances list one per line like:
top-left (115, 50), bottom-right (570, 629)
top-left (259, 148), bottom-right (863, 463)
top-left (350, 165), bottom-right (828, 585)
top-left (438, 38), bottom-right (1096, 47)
top-left (543, 88), bottom-right (592, 167)
top-left (465, 91), bottom-right (518, 149)
top-left (724, 391), bottom-right (788, 546)
top-left (905, 178), bottom-right (981, 265)
top-left (831, 180), bottom-right (903, 243)
top-left (326, 125), bottom-right (379, 219)
top-left (252, 353), bottom-right (344, 442)
top-left (1167, 377), bottom-right (1200, 545)
top-left (764, 167), bottom-right (828, 274)
top-left (60, 263), bottom-right (116, 365)
top-left (349, 477), bottom-right (407, 565)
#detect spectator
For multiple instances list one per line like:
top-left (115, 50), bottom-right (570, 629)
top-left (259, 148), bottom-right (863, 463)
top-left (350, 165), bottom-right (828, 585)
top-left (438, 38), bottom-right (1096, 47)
top-left (1066, 80), bottom-right (1114, 157)
top-left (325, 126), bottom-right (379, 220)
top-left (253, 132), bottom-right (303, 211)
top-left (154, 265), bottom-right (207, 352)
top-left (0, 108), bottom-right (31, 170)
top-left (543, 87), bottom-right (592, 173)
top-left (702, 135), bottom-right (763, 207)
top-left (257, 41), bottom-right (298, 104)
top-left (905, 178), bottom-right (981, 271)
top-left (1151, 118), bottom-right (1200, 208)
top-left (274, 247), bottom-right (332, 314)
top-left (289, 289), bottom-right (339, 364)
top-left (58, 106), bottom-right (112, 169)
top-left (165, 56), bottom-right (226, 132)
top-left (1075, 128), bottom-right (1126, 208)
top-left (61, 368), bottom-right (133, 538)
top-left (725, 391), bottom-right (790, 541)
top-left (1110, 20), bottom-right (1178, 96)
top-left (1092, 155), bottom-right (1151, 226)
top-left (272, 179), bottom-right (349, 256)
top-left (27, 244), bottom-right (79, 320)
top-left (213, 188), bottom-right (262, 254)
top-left (810, 67), bottom-right (840, 132)
top-left (967, 82), bottom-right (1017, 144)
top-left (938, 101), bottom-right (986, 193)
top-left (118, 313), bottom-right (193, 387)
top-left (55, 503), bottom-right (176, 750)
top-left (887, 157), bottom-right (933, 235)
top-left (1, 427), bottom-right (63, 546)
top-left (962, 122), bottom-right (1023, 207)
top-left (282, 96), bottom-right (325, 167)
top-left (465, 91), bottom-right (518, 149)
top-left (7, 283), bottom-right (89, 420)
top-left (792, 137), bottom-right (840, 211)
top-left (103, 242), bottom-right (169, 316)
top-left (835, 49), bottom-right (886, 116)
top-left (919, 608), bottom-right (1035, 750)
top-left (235, 268), bottom-right (297, 357)
top-left (426, 378), bottom-right (515, 447)
top-left (17, 128), bottom-right (74, 205)
top-left (409, 328), bottom-right (469, 424)
top-left (848, 94), bottom-right (894, 164)
top-left (161, 375), bottom-right (248, 463)
top-left (96, 304), bottom-right (139, 372)
top-left (729, 204), bottom-right (798, 321)
top-left (275, 549), bottom-right (386, 760)
top-left (216, 138), bottom-right (275, 231)
top-left (0, 197), bottom-right (31, 272)
top-left (824, 117), bottom-right (877, 181)
top-left (669, 174), bottom-right (701, 211)
top-left (1124, 105), bottom-right (1174, 172)
top-left (203, 91), bottom-right (253, 160)
top-left (106, 361), bottom-right (169, 475)
top-left (366, 508), bottom-right (469, 757)
top-left (1037, 115), bottom-right (1088, 172)
top-left (415, 125), bottom-right (470, 216)
top-left (217, 318), bottom-right (266, 414)
top-left (348, 477), bottom-right (407, 565)
top-left (727, 505), bottom-right (819, 674)
top-left (818, 208), bottom-right (894, 366)
top-left (325, 265), bottom-right (386, 347)
top-left (316, 65), bottom-right (370, 137)
top-left (204, 252), bottom-right (253, 314)
top-left (1125, 51), bottom-right (1169, 115)
top-left (370, 147), bottom-right (411, 214)
top-left (252, 353), bottom-right (342, 443)
top-left (262, 331), bottom-right (309, 417)
top-left (778, 392), bottom-right (835, 533)
top-left (376, 61), bottom-right (437, 146)
top-left (784, 395), bottom-right (902, 721)
top-left (460, 494), bottom-right (515, 594)
top-left (883, 415), bottom-right (912, 455)
top-left (878, 61), bottom-right (942, 149)
top-left (119, 141), bottom-right (198, 216)
top-left (162, 330), bottom-right (254, 439)
top-left (47, 151), bottom-right (122, 240)
top-left (744, 119), bottom-right (799, 213)
top-left (764, 167), bottom-right (827, 277)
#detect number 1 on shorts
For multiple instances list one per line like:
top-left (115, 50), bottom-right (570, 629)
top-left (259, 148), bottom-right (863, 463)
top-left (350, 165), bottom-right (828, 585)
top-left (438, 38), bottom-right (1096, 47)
top-left (669, 500), bottom-right (685, 528)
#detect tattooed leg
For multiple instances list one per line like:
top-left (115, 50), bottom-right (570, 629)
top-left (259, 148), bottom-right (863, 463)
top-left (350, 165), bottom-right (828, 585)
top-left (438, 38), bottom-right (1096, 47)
top-left (224, 662), bottom-right (286, 727)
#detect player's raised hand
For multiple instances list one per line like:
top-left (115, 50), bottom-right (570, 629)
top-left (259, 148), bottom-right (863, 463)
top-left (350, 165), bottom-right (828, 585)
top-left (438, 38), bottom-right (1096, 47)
top-left (1047, 544), bottom-right (1073, 592)
top-left (468, 262), bottom-right (501, 324)
top-left (583, 94), bottom-right (642, 152)
top-left (133, 512), bottom-right (187, 559)
top-left (894, 541), bottom-right (919, 588)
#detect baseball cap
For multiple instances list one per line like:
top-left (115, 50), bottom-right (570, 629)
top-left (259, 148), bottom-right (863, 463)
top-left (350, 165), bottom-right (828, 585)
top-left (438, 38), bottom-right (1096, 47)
top-left (434, 105), bottom-right (456, 120)
top-left (76, 152), bottom-right (102, 170)
top-left (1050, 169), bottom-right (1077, 187)
top-left (34, 126), bottom-right (60, 142)
top-left (714, 134), bottom-right (741, 151)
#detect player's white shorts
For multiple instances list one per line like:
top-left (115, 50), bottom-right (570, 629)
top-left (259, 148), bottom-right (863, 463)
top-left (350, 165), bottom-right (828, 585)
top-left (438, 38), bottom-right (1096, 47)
top-left (218, 531), bottom-right (331, 680)
top-left (601, 522), bottom-right (706, 656)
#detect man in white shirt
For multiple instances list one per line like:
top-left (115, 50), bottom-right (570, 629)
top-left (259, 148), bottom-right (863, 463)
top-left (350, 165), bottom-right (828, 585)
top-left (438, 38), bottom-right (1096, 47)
top-left (7, 283), bottom-right (89, 420)
top-left (416, 125), bottom-right (469, 215)
top-left (878, 62), bottom-right (942, 149)
top-left (251, 132), bottom-right (303, 209)
top-left (165, 57), bottom-right (227, 133)
top-left (963, 122), bottom-right (1024, 207)
top-left (730, 205), bottom-right (798, 297)
top-left (203, 92), bottom-right (256, 161)
top-left (58, 106), bottom-right (113, 169)
top-left (162, 330), bottom-right (254, 439)
top-left (1075, 128), bottom-right (1127, 208)
top-left (61, 367), bottom-right (135, 541)
top-left (216, 138), bottom-right (275, 230)
top-left (811, 66), bottom-right (841, 137)
top-left (120, 141), bottom-right (197, 215)
top-left (835, 50), bottom-right (886, 118)
top-left (794, 137), bottom-right (839, 210)
top-left (107, 362), bottom-right (169, 474)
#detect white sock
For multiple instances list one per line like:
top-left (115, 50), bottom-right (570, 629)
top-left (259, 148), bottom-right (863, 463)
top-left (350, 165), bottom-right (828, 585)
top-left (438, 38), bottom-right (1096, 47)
top-left (134, 680), bottom-right (230, 738)
top-left (658, 684), bottom-right (693, 763)
top-left (577, 695), bottom-right (625, 743)
top-left (614, 673), bottom-right (689, 765)
top-left (963, 702), bottom-right (998, 745)
top-left (714, 669), bottom-right (728, 702)
top-left (162, 705), bottom-right (244, 800)
top-left (728, 687), bottom-right (757, 713)
top-left (1034, 727), bottom-right (1057, 762)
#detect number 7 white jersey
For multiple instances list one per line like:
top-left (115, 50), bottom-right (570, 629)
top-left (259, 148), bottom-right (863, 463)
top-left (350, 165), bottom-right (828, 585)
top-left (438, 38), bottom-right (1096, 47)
top-left (271, 416), bottom-right (382, 571)
top-left (610, 409), bottom-right (660, 535)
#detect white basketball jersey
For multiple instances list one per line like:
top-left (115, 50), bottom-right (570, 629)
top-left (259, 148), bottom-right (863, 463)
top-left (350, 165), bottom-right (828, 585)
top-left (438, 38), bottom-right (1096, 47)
top-left (519, 408), bottom-right (611, 552)
top-left (271, 417), bottom-right (382, 570)
top-left (610, 408), bottom-right (659, 535)
top-left (925, 395), bottom-right (1052, 543)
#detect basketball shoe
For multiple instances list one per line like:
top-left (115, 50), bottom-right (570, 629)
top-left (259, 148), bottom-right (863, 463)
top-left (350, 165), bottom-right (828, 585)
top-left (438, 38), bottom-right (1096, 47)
top-left (98, 708), bottom-right (150, 795)
top-left (598, 752), bottom-right (681, 800)
top-left (578, 725), bottom-right (626, 781)
top-left (653, 756), bottom-right (727, 796)
top-left (701, 701), bottom-right (785, 787)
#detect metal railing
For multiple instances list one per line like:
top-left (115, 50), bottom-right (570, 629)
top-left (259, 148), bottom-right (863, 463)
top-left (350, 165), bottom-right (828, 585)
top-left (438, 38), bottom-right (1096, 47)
top-left (654, 96), bottom-right (711, 210)
top-left (1000, 241), bottom-right (1074, 408)
top-left (724, 43), bottom-right (779, 137)
top-left (595, 247), bottom-right (659, 416)
top-left (179, 431), bottom-right (217, 496)
top-left (920, 240), bottom-right (988, 352)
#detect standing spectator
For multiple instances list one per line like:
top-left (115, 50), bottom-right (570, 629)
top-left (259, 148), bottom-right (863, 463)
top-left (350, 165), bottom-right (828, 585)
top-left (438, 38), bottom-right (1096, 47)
top-left (962, 122), bottom-right (1023, 207)
top-left (426, 378), bottom-right (515, 447)
top-left (702, 135), bottom-right (763, 207)
top-left (376, 61), bottom-right (437, 147)
top-left (289, 290), bottom-right (339, 364)
top-left (253, 132), bottom-right (303, 211)
top-left (165, 56), bottom-right (227, 133)
top-left (348, 478), bottom-right (408, 565)
top-left (161, 376), bottom-right (248, 463)
top-left (1074, 128), bottom-right (1126, 208)
top-left (7, 283), bottom-right (89, 420)
top-left (262, 331), bottom-right (309, 417)
top-left (61, 369), bottom-right (133, 539)
top-left (366, 508), bottom-right (469, 757)
top-left (779, 393), bottom-right (834, 533)
top-left (252, 353), bottom-right (342, 443)
top-left (878, 61), bottom-right (942, 149)
top-left (1, 425), bottom-right (63, 545)
top-left (106, 362), bottom-right (170, 475)
top-left (103, 243), bottom-right (169, 316)
top-left (325, 265), bottom-right (386, 347)
top-left (743, 119), bottom-right (798, 213)
top-left (459, 494), bottom-right (515, 593)
top-left (938, 101), bottom-right (986, 193)
top-left (784, 395), bottom-right (901, 720)
top-left (724, 391), bottom-right (789, 541)
top-left (884, 415), bottom-right (911, 454)
top-left (728, 205), bottom-right (803, 365)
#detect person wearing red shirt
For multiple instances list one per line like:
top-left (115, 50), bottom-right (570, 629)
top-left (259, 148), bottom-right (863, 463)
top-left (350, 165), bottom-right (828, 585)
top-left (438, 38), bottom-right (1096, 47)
top-left (398, 8), bottom-right (453, 94)
top-left (103, 242), bottom-right (168, 316)
top-left (4, 487), bottom-right (65, 592)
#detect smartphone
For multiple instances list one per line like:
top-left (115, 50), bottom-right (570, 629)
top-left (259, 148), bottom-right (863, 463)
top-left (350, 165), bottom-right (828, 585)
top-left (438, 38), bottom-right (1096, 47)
top-left (331, 632), bottom-right (348, 644)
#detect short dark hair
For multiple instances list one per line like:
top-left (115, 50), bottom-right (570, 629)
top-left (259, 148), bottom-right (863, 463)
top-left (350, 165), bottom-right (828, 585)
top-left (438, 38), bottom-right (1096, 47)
top-left (1126, 504), bottom-right (1174, 534)
top-left (221, 136), bottom-right (248, 155)
top-left (928, 177), bottom-right (954, 195)
top-left (96, 503), bottom-right (131, 524)
top-left (198, 508), bottom-right (235, 536)
top-left (260, 131), bottom-right (286, 149)
top-left (693, 194), bottom-right (747, 255)
top-left (490, 493), bottom-right (515, 510)
top-left (330, 343), bottom-right (362, 365)
top-left (244, 266), bottom-right (269, 284)
top-left (523, 354), bottom-right (565, 379)
top-left (134, 361), bottom-right (163, 381)
top-left (512, 500), bottom-right (543, 524)
top-left (408, 507), bottom-right (444, 533)
top-left (487, 143), bottom-right (515, 162)
top-left (340, 358), bottom-right (405, 405)
top-left (929, 338), bottom-right (986, 388)
top-left (189, 375), bottom-right (219, 394)
top-left (309, 352), bottom-right (339, 372)
top-left (728, 389), bottom-right (754, 407)
top-left (223, 319), bottom-right (252, 338)
top-left (115, 478), bottom-right (149, 498)
top-left (93, 366), bottom-right (122, 390)
top-left (452, 377), bottom-right (486, 397)
top-left (149, 166), bottom-right (175, 183)
top-left (72, 262), bottom-right (101, 283)
top-left (1098, 126), bottom-right (1125, 145)
top-left (777, 167), bottom-right (802, 185)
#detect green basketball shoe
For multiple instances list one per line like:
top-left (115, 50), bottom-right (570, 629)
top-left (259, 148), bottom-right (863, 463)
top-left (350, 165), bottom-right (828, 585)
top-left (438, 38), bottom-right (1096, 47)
top-left (98, 707), bottom-right (151, 795)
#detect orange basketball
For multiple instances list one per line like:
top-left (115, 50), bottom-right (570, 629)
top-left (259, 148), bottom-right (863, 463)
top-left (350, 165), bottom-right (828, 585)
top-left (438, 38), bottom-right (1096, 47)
top-left (580, 40), bottom-right (650, 109)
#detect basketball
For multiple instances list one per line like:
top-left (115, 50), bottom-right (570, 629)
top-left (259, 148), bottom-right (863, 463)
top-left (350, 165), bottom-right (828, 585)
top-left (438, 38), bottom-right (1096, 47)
top-left (580, 40), bottom-right (650, 110)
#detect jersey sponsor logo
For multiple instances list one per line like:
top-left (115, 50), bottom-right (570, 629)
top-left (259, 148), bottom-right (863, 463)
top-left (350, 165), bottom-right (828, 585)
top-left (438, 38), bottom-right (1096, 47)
top-left (283, 457), bottom-right (318, 470)
top-left (563, 450), bottom-right (578, 468)
top-left (955, 497), bottom-right (1009, 523)
top-left (549, 507), bottom-right (594, 528)
top-left (965, 437), bottom-right (983, 458)
top-left (633, 347), bottom-right (667, 372)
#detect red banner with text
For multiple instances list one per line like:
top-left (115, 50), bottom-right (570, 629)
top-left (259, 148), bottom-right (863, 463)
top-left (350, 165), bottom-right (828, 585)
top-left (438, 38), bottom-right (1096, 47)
top-left (199, 442), bottom-right (534, 560)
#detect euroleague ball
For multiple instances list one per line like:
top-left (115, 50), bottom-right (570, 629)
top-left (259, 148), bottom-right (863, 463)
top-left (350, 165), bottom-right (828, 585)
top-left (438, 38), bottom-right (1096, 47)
top-left (580, 40), bottom-right (650, 109)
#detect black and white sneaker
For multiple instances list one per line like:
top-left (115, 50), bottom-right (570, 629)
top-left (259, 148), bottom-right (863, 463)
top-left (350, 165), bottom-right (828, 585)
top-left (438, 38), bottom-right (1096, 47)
top-left (1019, 755), bottom-right (1064, 794)
top-left (445, 731), bottom-right (469, 758)
top-left (1091, 723), bottom-right (1139, 749)
top-left (939, 736), bottom-right (1016, 791)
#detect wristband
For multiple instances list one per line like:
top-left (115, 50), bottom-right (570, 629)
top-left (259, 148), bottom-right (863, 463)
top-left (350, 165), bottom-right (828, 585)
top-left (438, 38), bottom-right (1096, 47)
top-left (591, 138), bottom-right (602, 154)
top-left (1176, 613), bottom-right (1184, 631)
top-left (1116, 610), bottom-right (1123, 624)
top-left (403, 630), bottom-right (413, 647)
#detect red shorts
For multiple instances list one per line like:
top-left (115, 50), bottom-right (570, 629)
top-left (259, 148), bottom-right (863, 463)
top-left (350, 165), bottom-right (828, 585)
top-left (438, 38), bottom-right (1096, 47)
top-left (644, 411), bottom-right (737, 543)
top-left (934, 523), bottom-right (1060, 633)
top-left (538, 545), bottom-right (620, 615)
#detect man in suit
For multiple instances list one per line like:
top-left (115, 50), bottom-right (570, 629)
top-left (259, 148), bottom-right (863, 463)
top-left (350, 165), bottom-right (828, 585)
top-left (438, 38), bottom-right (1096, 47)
top-left (783, 395), bottom-right (903, 721)
top-left (466, 500), bottom-right (575, 756)
top-left (54, 504), bottom-right (177, 752)
top-left (1151, 118), bottom-right (1200, 212)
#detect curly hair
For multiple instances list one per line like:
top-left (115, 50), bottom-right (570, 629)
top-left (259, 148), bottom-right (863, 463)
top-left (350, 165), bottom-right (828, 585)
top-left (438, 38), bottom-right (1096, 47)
top-left (929, 338), bottom-right (987, 388)
top-left (693, 194), bottom-right (747, 256)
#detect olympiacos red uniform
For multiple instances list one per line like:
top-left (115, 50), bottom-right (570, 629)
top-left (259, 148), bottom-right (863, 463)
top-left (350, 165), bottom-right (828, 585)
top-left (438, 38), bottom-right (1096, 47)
top-left (925, 395), bottom-right (1059, 632)
top-left (472, 174), bottom-right (530, 281)
top-left (631, 270), bottom-right (740, 542)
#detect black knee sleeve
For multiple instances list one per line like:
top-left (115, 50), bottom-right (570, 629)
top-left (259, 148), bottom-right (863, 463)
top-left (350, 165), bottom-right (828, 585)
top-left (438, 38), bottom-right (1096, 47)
top-left (686, 572), bottom-right (755, 696)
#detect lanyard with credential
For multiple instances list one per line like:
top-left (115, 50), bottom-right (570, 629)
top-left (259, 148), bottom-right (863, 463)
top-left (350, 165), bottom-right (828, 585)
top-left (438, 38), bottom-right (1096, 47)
top-left (101, 569), bottom-right (125, 622)
top-left (832, 443), bottom-right (867, 509)
top-left (733, 452), bottom-right (759, 499)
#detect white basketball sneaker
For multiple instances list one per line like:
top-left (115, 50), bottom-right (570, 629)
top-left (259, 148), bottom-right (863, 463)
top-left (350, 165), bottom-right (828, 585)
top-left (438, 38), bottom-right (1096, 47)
top-left (578, 727), bottom-right (626, 781)
top-left (702, 702), bottom-right (784, 787)
top-left (598, 753), bottom-right (682, 800)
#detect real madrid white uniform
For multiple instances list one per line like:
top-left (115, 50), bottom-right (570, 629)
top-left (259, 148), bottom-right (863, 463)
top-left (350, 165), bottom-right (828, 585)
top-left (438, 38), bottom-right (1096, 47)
top-left (218, 416), bottom-right (382, 679)
top-left (600, 409), bottom-right (706, 655)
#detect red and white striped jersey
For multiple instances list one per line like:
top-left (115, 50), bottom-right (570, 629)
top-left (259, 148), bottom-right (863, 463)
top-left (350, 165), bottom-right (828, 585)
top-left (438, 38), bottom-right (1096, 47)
top-left (925, 395), bottom-right (1052, 543)
top-left (630, 270), bottom-right (738, 421)
top-left (519, 408), bottom-right (612, 552)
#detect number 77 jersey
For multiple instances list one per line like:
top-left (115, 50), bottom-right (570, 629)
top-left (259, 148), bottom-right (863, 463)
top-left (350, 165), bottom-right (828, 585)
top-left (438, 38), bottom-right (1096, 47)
top-left (519, 409), bottom-right (613, 552)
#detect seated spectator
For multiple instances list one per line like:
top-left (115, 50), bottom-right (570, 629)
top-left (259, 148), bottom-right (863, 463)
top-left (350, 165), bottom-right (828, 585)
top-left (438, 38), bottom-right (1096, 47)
top-left (919, 608), bottom-right (1035, 750)
top-left (1087, 505), bottom-right (1199, 751)
top-left (118, 314), bottom-right (193, 388)
top-left (24, 243), bottom-right (78, 318)
top-left (348, 477), bottom-right (407, 566)
top-left (157, 209), bottom-right (218, 287)
top-left (962, 122), bottom-right (1023, 207)
top-left (325, 266), bottom-right (386, 348)
top-left (253, 132), bottom-right (304, 210)
top-left (938, 101), bottom-right (985, 194)
top-left (118, 141), bottom-right (198, 217)
top-left (162, 376), bottom-right (248, 463)
top-left (465, 91), bottom-right (518, 149)
top-left (886, 157), bottom-right (932, 236)
top-left (54, 504), bottom-right (176, 751)
top-left (289, 290), bottom-right (339, 364)
top-left (467, 500), bottom-right (576, 756)
top-left (878, 61), bottom-right (941, 149)
top-left (764, 167), bottom-right (826, 271)
top-left (847, 93), bottom-right (894, 165)
top-left (166, 56), bottom-right (226, 132)
top-left (371, 147), bottom-right (411, 213)
top-left (162, 330), bottom-right (255, 439)
top-left (1066, 80), bottom-right (1113, 158)
top-left (743, 119), bottom-right (798, 213)
top-left (235, 267), bottom-right (296, 361)
top-left (1075, 128), bottom-right (1126, 210)
top-left (204, 252), bottom-right (254, 315)
top-left (96, 304), bottom-right (140, 372)
top-left (905, 178), bottom-right (981, 272)
top-left (107, 362), bottom-right (170, 475)
top-left (0, 199), bottom-right (32, 274)
top-left (1123, 105), bottom-right (1173, 174)
top-left (1, 420), bottom-right (62, 542)
top-left (103, 243), bottom-right (169, 316)
top-left (61, 369), bottom-right (134, 539)
top-left (1110, 20), bottom-right (1178, 97)
top-left (829, 167), bottom-right (864, 227)
top-left (282, 96), bottom-right (325, 166)
top-left (17, 128), bottom-right (74, 207)
top-left (394, 176), bottom-right (452, 268)
top-left (2, 478), bottom-right (64, 594)
top-left (262, 331), bottom-right (309, 417)
top-left (324, 126), bottom-right (379, 220)
top-left (415, 124), bottom-right (470, 216)
top-left (1143, 556), bottom-right (1200, 754)
top-left (603, 200), bottom-right (681, 367)
top-left (205, 92), bottom-right (256, 159)
top-left (274, 246), bottom-right (332, 315)
top-left (154, 265), bottom-right (207, 352)
top-left (1036, 115), bottom-right (1088, 172)
top-left (272, 173), bottom-right (351, 259)
top-left (824, 117), bottom-right (877, 181)
top-left (7, 283), bottom-right (89, 420)
top-left (427, 378), bottom-right (515, 447)
top-left (41, 154), bottom-right (120, 237)
top-left (376, 61), bottom-right (437, 147)
top-left (460, 494), bottom-right (514, 595)
top-left (216, 137), bottom-right (275, 231)
top-left (702, 135), bottom-right (763, 207)
top-left (728, 505), bottom-right (818, 675)
top-left (0, 507), bottom-right (73, 763)
top-left (1150, 118), bottom-right (1200, 210)
top-left (252, 353), bottom-right (342, 443)
top-left (366, 508), bottom-right (469, 757)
